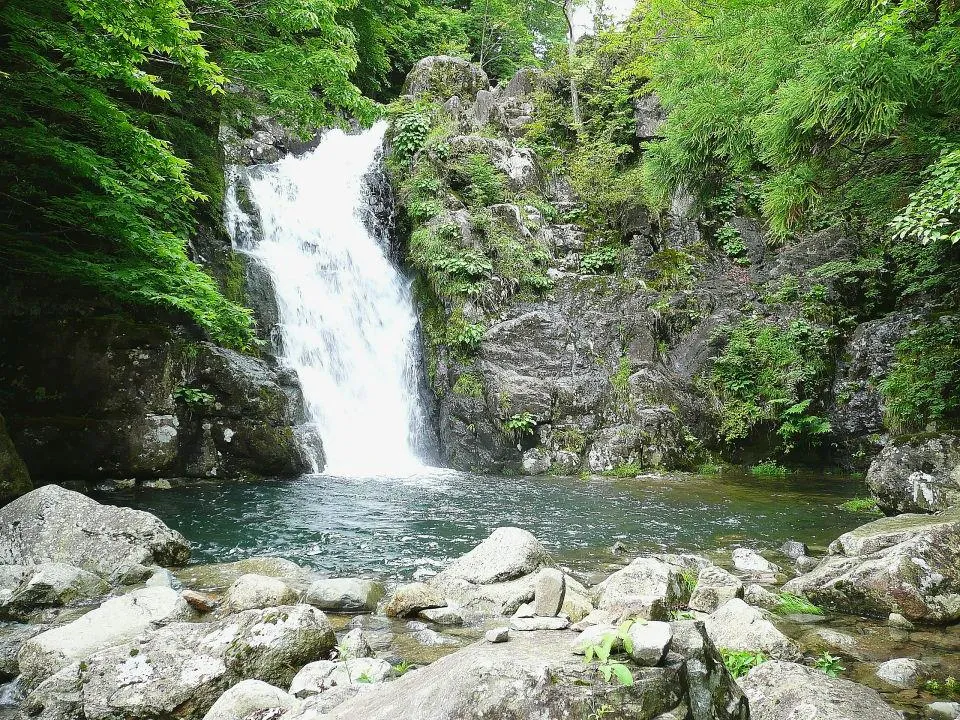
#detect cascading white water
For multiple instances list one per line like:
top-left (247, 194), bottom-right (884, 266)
top-left (226, 122), bottom-right (427, 476)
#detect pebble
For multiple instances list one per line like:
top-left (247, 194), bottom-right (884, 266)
top-left (485, 627), bottom-right (509, 643)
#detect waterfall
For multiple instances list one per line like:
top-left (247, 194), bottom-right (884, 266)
top-left (225, 122), bottom-right (428, 476)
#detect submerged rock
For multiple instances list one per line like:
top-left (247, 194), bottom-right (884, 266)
top-left (875, 657), bottom-right (928, 688)
top-left (175, 557), bottom-right (309, 593)
top-left (0, 485), bottom-right (189, 578)
top-left (782, 507), bottom-right (960, 623)
top-left (740, 660), bottom-right (900, 720)
top-left (867, 433), bottom-right (960, 514)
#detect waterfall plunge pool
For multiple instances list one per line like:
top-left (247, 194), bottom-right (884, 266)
top-left (91, 469), bottom-right (873, 582)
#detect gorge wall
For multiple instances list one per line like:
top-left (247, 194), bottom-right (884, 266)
top-left (386, 56), bottom-right (949, 476)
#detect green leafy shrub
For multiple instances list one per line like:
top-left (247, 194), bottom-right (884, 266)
top-left (717, 223), bottom-right (749, 265)
top-left (879, 317), bottom-right (960, 432)
top-left (447, 321), bottom-right (486, 352)
top-left (503, 412), bottom-right (536, 437)
top-left (749, 460), bottom-right (788, 477)
top-left (814, 651), bottom-right (845, 678)
top-left (173, 386), bottom-right (214, 407)
top-left (582, 620), bottom-right (637, 687)
top-left (389, 107), bottom-right (433, 164)
top-left (720, 649), bottom-right (767, 679)
top-left (601, 463), bottom-right (643, 478)
top-left (452, 153), bottom-right (506, 207)
top-left (709, 317), bottom-right (834, 451)
top-left (580, 245), bottom-right (620, 274)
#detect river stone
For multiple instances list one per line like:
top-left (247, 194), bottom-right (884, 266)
top-left (703, 599), bottom-right (801, 661)
top-left (223, 574), bottom-right (298, 613)
top-left (2, 562), bottom-right (108, 617)
top-left (17, 585), bottom-right (195, 689)
top-left (668, 620), bottom-right (749, 720)
top-left (0, 565), bottom-right (28, 604)
top-left (628, 621), bottom-right (673, 666)
top-left (0, 621), bottom-right (42, 680)
top-left (509, 616), bottom-right (570, 631)
top-left (571, 609), bottom-right (617, 631)
top-left (594, 557), bottom-right (686, 620)
top-left (743, 584), bottom-right (780, 611)
top-left (731, 548), bottom-right (780, 576)
top-left (183, 589), bottom-right (219, 613)
top-left (740, 660), bottom-right (900, 720)
top-left (888, 612), bottom-right (915, 630)
top-left (176, 557), bottom-right (309, 593)
top-left (289, 657), bottom-right (392, 697)
top-left (305, 578), bottom-right (385, 613)
top-left (513, 601), bottom-right (535, 618)
top-left (780, 541), bottom-right (809, 560)
top-left (25, 604), bottom-right (336, 720)
top-left (688, 565), bottom-right (743, 613)
top-left (533, 568), bottom-right (565, 616)
top-left (418, 606), bottom-right (464, 626)
top-left (876, 657), bottom-right (928, 688)
top-left (303, 629), bottom-right (746, 720)
top-left (0, 485), bottom-right (190, 578)
top-left (433, 527), bottom-right (555, 585)
top-left (867, 433), bottom-right (960, 514)
top-left (383, 582), bottom-right (446, 618)
top-left (926, 701), bottom-right (960, 719)
top-left (146, 567), bottom-right (176, 588)
top-left (485, 627), bottom-right (509, 643)
top-left (782, 506), bottom-right (960, 623)
top-left (338, 628), bottom-right (372, 659)
top-left (202, 680), bottom-right (295, 720)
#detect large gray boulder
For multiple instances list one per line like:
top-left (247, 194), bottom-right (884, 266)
top-left (402, 56), bottom-right (489, 102)
top-left (0, 485), bottom-right (190, 577)
top-left (18, 586), bottom-right (194, 688)
top-left (703, 599), bottom-right (801, 661)
top-left (25, 604), bottom-right (335, 720)
top-left (594, 557), bottom-right (687, 620)
top-left (434, 527), bottom-right (554, 584)
top-left (782, 507), bottom-right (960, 623)
top-left (867, 433), bottom-right (960, 514)
top-left (740, 660), bottom-right (900, 720)
top-left (302, 627), bottom-right (747, 720)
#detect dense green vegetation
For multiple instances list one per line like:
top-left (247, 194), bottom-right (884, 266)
top-left (0, 0), bottom-right (567, 349)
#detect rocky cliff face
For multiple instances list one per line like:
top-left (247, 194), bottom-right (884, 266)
top-left (388, 56), bottom-right (925, 474)
top-left (0, 120), bottom-right (317, 497)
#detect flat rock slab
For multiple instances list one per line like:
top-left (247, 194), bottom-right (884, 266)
top-left (740, 660), bottom-right (900, 720)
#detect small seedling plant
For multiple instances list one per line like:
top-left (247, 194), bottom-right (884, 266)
top-left (583, 620), bottom-right (636, 687)
top-left (814, 651), bottom-right (845, 677)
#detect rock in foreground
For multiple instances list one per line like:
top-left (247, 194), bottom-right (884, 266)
top-left (782, 507), bottom-right (960, 623)
top-left (0, 485), bottom-right (189, 578)
top-left (740, 660), bottom-right (900, 720)
top-left (301, 625), bottom-right (747, 720)
top-left (26, 604), bottom-right (335, 720)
